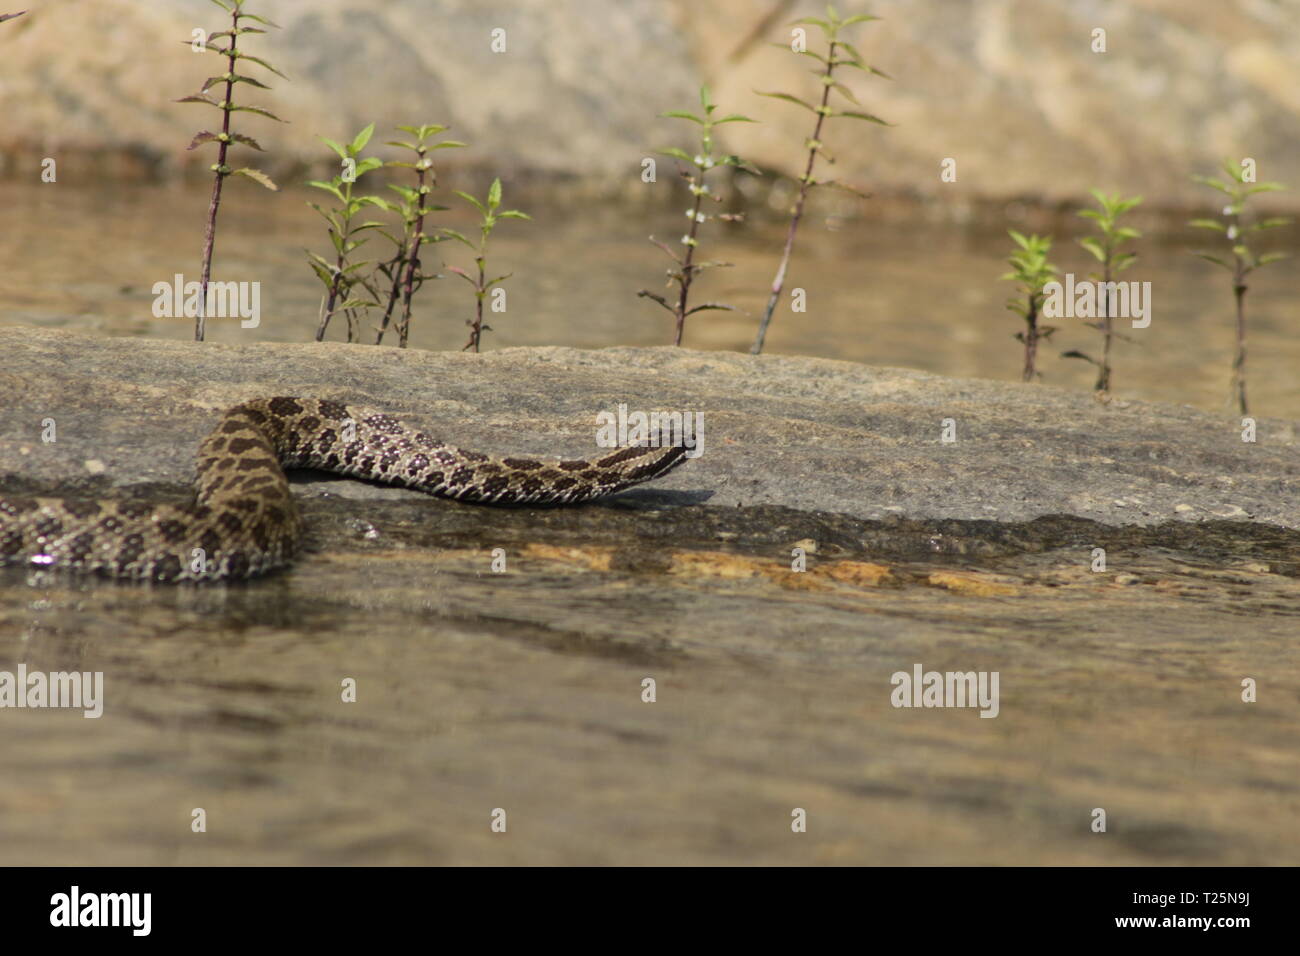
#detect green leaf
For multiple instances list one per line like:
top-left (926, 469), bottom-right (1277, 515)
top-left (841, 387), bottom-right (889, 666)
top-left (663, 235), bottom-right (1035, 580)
top-left (718, 155), bottom-right (761, 175)
top-left (637, 290), bottom-right (675, 313)
top-left (229, 104), bottom-right (285, 122)
top-left (429, 140), bottom-right (468, 150)
top-left (350, 123), bottom-right (375, 154)
top-left (834, 109), bottom-right (891, 125)
top-left (454, 190), bottom-right (487, 214)
top-left (684, 303), bottom-right (738, 316)
top-left (236, 12), bottom-right (280, 29)
top-left (658, 146), bottom-right (693, 163)
top-left (756, 91), bottom-right (817, 113)
top-left (1078, 237), bottom-right (1106, 262)
top-left (1194, 252), bottom-right (1234, 270)
top-left (175, 93), bottom-right (223, 108)
top-left (791, 16), bottom-right (830, 32)
top-left (186, 131), bottom-right (221, 150)
top-left (840, 14), bottom-right (881, 26)
top-left (498, 210), bottom-right (531, 220)
top-left (488, 177), bottom-right (502, 210)
top-left (1188, 218), bottom-right (1226, 232)
top-left (307, 180), bottom-right (346, 202)
top-left (320, 137), bottom-right (348, 160)
top-left (1191, 174), bottom-right (1233, 195)
top-left (1246, 217), bottom-right (1292, 232)
top-left (713, 113), bottom-right (758, 124)
top-left (827, 81), bottom-right (860, 105)
top-left (231, 167), bottom-right (277, 190)
top-left (1061, 350), bottom-right (1099, 365)
top-left (1257, 252), bottom-right (1288, 266)
top-left (662, 109), bottom-right (705, 124)
top-left (229, 51), bottom-right (287, 79)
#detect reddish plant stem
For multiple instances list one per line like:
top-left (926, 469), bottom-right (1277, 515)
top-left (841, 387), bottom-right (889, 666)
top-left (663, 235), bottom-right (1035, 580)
top-left (750, 39), bottom-right (837, 355)
top-left (196, 9), bottom-right (240, 342)
top-left (374, 247), bottom-right (407, 345)
top-left (464, 257), bottom-right (487, 352)
top-left (396, 152), bottom-right (431, 349)
top-left (672, 186), bottom-right (707, 346)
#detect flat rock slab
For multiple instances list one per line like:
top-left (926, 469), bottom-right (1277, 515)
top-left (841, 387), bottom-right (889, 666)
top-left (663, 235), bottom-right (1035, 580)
top-left (1, 327), bottom-right (1295, 527)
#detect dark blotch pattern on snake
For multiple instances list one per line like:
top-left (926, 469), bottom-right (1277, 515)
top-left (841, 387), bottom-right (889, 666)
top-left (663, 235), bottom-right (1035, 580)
top-left (0, 398), bottom-right (689, 582)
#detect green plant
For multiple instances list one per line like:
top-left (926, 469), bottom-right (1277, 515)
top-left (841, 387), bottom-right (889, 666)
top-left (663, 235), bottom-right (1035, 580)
top-left (749, 4), bottom-right (889, 355)
top-left (178, 0), bottom-right (284, 342)
top-left (1062, 190), bottom-right (1142, 393)
top-left (372, 124), bottom-right (465, 348)
top-left (445, 179), bottom-right (530, 353)
top-left (639, 85), bottom-right (755, 346)
top-left (1002, 231), bottom-right (1059, 382)
top-left (306, 124), bottom-right (385, 343)
top-left (1190, 160), bottom-right (1290, 415)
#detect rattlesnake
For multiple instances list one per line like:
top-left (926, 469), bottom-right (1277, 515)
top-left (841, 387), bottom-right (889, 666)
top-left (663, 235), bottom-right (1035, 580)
top-left (0, 397), bottom-right (689, 582)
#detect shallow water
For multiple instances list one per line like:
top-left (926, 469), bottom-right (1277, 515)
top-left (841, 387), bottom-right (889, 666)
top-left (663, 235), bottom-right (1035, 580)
top-left (2, 495), bottom-right (1299, 865)
top-left (2, 182), bottom-right (1297, 415)
top-left (2, 184), bottom-right (1299, 865)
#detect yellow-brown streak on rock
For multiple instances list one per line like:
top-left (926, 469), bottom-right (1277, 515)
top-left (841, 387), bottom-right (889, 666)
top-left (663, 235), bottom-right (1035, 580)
top-left (927, 571), bottom-right (1020, 597)
top-left (812, 560), bottom-right (894, 587)
top-left (668, 550), bottom-right (778, 579)
top-left (766, 570), bottom-right (836, 592)
top-left (521, 543), bottom-right (614, 571)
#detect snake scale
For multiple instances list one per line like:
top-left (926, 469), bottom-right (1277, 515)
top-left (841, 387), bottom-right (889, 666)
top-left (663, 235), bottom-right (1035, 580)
top-left (0, 397), bottom-right (689, 582)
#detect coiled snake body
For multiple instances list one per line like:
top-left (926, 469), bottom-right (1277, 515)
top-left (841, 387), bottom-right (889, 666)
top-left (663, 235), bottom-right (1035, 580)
top-left (0, 397), bottom-right (689, 582)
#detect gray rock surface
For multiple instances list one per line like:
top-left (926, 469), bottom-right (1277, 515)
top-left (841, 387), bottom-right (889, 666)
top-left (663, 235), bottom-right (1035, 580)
top-left (1, 327), bottom-right (1295, 528)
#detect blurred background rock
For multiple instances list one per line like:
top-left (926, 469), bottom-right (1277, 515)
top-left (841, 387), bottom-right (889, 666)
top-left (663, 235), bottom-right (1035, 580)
top-left (1, 0), bottom-right (1297, 212)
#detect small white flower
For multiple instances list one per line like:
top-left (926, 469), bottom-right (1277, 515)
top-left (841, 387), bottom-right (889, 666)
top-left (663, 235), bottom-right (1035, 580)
top-left (693, 155), bottom-right (704, 166)
top-left (695, 212), bottom-right (705, 223)
top-left (685, 208), bottom-right (695, 218)
top-left (1226, 225), bottom-right (1239, 240)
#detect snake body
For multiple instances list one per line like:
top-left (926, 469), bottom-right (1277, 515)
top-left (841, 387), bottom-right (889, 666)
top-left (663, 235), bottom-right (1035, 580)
top-left (0, 397), bottom-right (689, 582)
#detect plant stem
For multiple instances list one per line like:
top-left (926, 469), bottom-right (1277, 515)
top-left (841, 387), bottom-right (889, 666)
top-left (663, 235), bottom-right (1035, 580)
top-left (196, 8), bottom-right (239, 342)
top-left (673, 187), bottom-right (707, 346)
top-left (750, 39), bottom-right (837, 355)
top-left (1228, 205), bottom-right (1249, 415)
top-left (1096, 261), bottom-right (1112, 392)
top-left (374, 247), bottom-right (406, 345)
top-left (466, 256), bottom-right (487, 352)
top-left (1232, 272), bottom-right (1248, 416)
top-left (1022, 295), bottom-right (1039, 382)
top-left (397, 154), bottom-right (430, 349)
